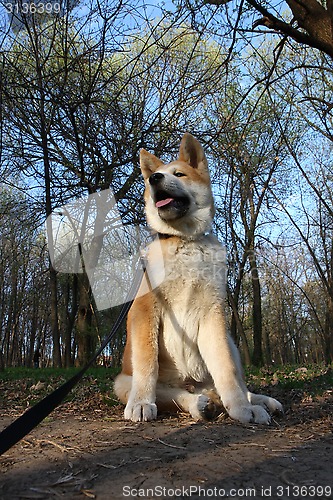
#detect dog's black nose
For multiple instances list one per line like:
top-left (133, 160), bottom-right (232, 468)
top-left (149, 172), bottom-right (164, 185)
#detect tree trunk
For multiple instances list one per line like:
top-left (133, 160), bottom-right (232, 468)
top-left (45, 173), bottom-right (62, 367)
top-left (49, 265), bottom-right (62, 367)
top-left (76, 272), bottom-right (96, 366)
top-left (64, 275), bottom-right (78, 368)
top-left (249, 250), bottom-right (263, 366)
top-left (262, 325), bottom-right (272, 365)
top-left (228, 288), bottom-right (251, 365)
top-left (323, 295), bottom-right (333, 364)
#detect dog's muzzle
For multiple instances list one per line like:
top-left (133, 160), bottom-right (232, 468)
top-left (149, 172), bottom-right (190, 219)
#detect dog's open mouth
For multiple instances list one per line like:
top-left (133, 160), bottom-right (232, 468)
top-left (154, 190), bottom-right (190, 211)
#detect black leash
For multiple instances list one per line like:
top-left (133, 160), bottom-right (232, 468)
top-left (0, 259), bottom-right (145, 456)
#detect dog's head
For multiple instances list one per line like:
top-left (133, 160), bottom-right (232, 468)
top-left (140, 133), bottom-right (215, 238)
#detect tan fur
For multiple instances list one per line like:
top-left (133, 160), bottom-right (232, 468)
top-left (114, 133), bottom-right (283, 423)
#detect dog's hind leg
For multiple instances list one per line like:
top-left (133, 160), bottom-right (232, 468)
top-left (114, 374), bottom-right (223, 420)
top-left (113, 373), bottom-right (132, 404)
top-left (156, 384), bottom-right (223, 420)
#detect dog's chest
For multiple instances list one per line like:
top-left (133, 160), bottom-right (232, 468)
top-left (156, 236), bottom-right (226, 381)
top-left (161, 236), bottom-right (226, 295)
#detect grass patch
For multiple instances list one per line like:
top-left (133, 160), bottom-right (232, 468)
top-left (1, 364), bottom-right (332, 410)
top-left (246, 363), bottom-right (333, 396)
top-left (0, 366), bottom-right (121, 409)
top-left (0, 366), bottom-right (119, 383)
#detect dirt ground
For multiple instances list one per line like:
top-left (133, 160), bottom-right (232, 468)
top-left (0, 379), bottom-right (332, 499)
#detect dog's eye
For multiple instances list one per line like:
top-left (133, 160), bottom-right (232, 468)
top-left (174, 172), bottom-right (186, 177)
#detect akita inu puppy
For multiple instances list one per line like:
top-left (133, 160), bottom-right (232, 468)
top-left (114, 133), bottom-right (283, 424)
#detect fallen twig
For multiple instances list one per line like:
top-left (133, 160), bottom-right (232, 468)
top-left (97, 456), bottom-right (161, 469)
top-left (157, 438), bottom-right (186, 449)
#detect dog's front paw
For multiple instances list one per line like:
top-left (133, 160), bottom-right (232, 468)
top-left (250, 394), bottom-right (283, 415)
top-left (124, 400), bottom-right (157, 422)
top-left (228, 404), bottom-right (271, 425)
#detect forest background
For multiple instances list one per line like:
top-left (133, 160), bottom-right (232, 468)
top-left (0, 0), bottom-right (332, 370)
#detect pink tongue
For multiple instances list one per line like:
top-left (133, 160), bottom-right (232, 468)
top-left (156, 198), bottom-right (174, 208)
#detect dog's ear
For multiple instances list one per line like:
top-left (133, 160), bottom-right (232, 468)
top-left (140, 149), bottom-right (164, 180)
top-left (178, 133), bottom-right (208, 171)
